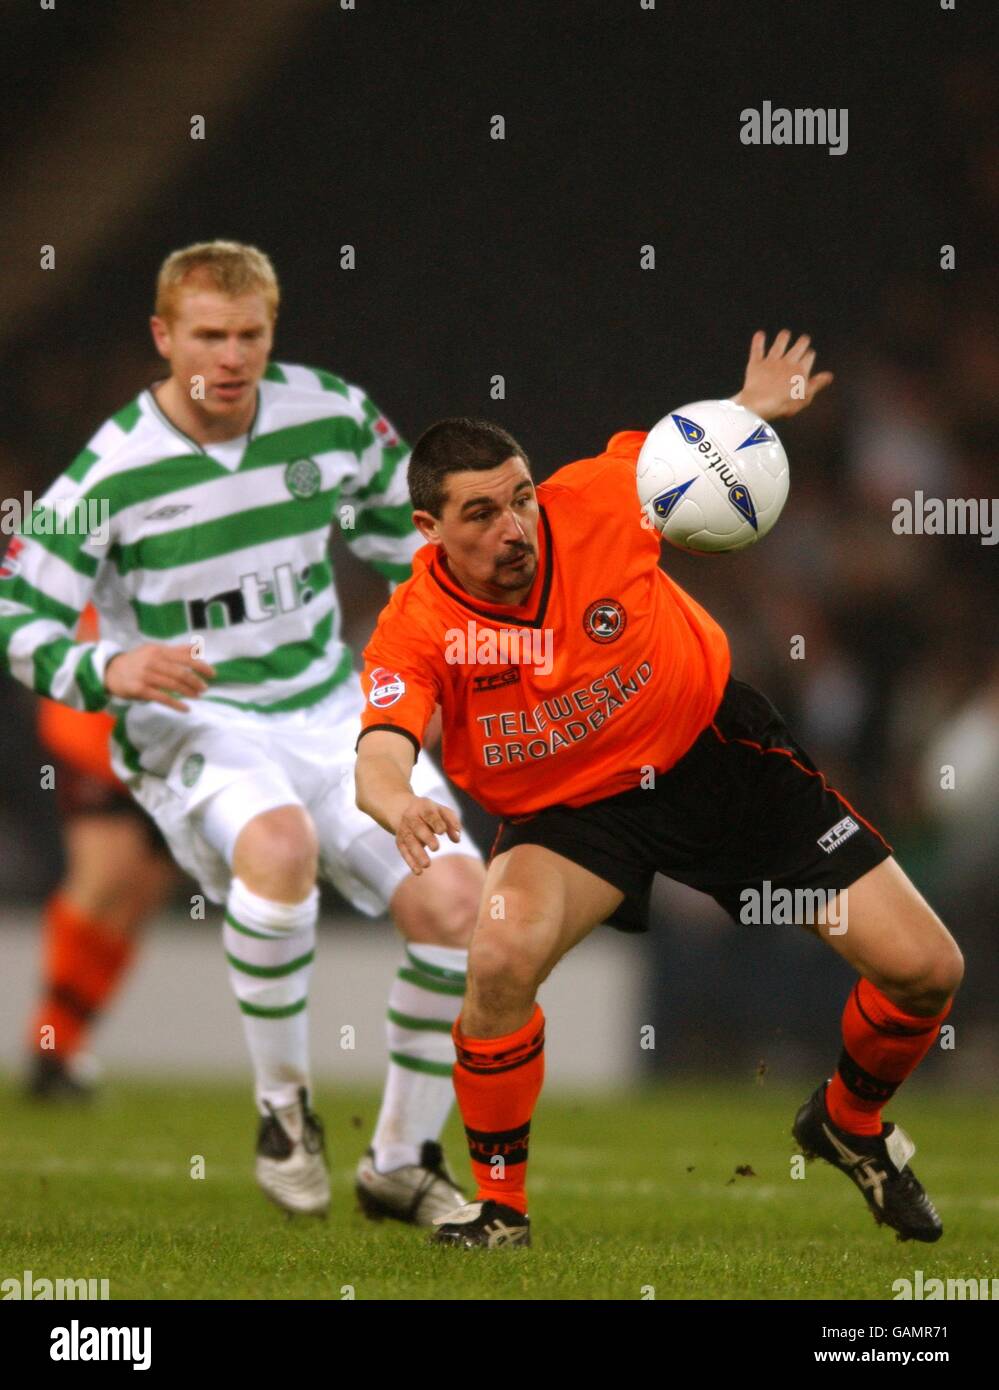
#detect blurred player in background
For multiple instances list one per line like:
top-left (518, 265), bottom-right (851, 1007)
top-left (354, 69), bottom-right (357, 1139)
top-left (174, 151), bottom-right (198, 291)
top-left (0, 241), bottom-right (486, 1227)
top-left (27, 605), bottom-right (177, 1100)
top-left (355, 334), bottom-right (964, 1249)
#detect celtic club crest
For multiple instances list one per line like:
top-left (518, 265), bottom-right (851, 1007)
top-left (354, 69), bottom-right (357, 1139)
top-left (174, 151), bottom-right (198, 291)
top-left (180, 753), bottom-right (205, 788)
top-left (285, 458), bottom-right (321, 499)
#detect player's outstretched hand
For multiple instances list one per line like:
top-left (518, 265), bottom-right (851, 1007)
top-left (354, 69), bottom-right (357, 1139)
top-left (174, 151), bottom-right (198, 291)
top-left (734, 329), bottom-right (834, 420)
top-left (104, 643), bottom-right (217, 712)
top-left (394, 796), bottom-right (461, 875)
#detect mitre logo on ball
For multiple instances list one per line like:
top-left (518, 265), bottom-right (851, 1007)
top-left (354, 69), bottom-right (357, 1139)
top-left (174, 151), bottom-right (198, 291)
top-left (636, 399), bottom-right (789, 553)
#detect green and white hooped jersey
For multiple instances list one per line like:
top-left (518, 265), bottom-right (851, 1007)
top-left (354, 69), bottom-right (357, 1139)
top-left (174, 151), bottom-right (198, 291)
top-left (0, 361), bottom-right (418, 718)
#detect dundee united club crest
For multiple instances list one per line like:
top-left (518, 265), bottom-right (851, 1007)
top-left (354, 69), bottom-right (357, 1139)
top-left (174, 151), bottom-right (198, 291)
top-left (583, 598), bottom-right (626, 643)
top-left (284, 458), bottom-right (321, 499)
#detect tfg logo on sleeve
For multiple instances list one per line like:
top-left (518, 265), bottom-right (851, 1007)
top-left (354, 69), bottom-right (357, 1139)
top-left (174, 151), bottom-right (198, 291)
top-left (818, 816), bottom-right (860, 854)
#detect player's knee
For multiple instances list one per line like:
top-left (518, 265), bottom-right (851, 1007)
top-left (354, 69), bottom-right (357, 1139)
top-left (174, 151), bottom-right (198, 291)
top-left (391, 856), bottom-right (482, 947)
top-left (883, 936), bottom-right (964, 1014)
top-left (65, 865), bottom-right (144, 923)
top-left (234, 807), bottom-right (318, 899)
top-left (469, 887), bottom-right (553, 995)
top-left (468, 927), bottom-right (543, 1003)
top-left (918, 938), bottom-right (964, 1008)
top-left (64, 817), bottom-right (153, 913)
top-left (423, 858), bottom-right (483, 946)
top-left (60, 880), bottom-right (134, 932)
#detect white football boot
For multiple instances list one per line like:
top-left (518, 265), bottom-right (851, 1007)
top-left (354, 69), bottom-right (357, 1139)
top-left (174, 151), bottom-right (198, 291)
top-left (355, 1141), bottom-right (465, 1227)
top-left (255, 1087), bottom-right (330, 1216)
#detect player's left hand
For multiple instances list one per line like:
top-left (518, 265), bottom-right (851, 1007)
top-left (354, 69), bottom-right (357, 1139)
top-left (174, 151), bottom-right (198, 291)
top-left (733, 329), bottom-right (834, 420)
top-left (394, 795), bottom-right (462, 874)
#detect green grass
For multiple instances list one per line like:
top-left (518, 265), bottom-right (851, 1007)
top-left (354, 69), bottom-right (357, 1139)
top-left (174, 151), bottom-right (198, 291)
top-left (1, 1077), bottom-right (996, 1300)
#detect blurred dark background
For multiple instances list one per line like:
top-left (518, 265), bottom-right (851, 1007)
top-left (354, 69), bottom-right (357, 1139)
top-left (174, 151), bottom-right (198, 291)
top-left (1, 0), bottom-right (996, 1081)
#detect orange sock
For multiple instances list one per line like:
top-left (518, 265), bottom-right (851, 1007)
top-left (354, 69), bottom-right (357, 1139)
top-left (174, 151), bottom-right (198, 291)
top-left (452, 1004), bottom-right (545, 1215)
top-left (28, 893), bottom-right (136, 1060)
top-left (826, 978), bottom-right (951, 1136)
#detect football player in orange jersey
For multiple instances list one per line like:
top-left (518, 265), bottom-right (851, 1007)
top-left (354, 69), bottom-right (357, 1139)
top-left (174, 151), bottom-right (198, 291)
top-left (355, 331), bottom-right (964, 1248)
top-left (28, 605), bottom-right (178, 1098)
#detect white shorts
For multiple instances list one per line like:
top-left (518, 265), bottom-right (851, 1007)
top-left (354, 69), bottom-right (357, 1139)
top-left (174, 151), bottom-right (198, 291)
top-left (109, 672), bottom-right (478, 913)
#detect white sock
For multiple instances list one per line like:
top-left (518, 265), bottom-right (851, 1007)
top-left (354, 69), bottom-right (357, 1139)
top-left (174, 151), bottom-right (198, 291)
top-left (224, 876), bottom-right (318, 1114)
top-left (371, 943), bottom-right (467, 1172)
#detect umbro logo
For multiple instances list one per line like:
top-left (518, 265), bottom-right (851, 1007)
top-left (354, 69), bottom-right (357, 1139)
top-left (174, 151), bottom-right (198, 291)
top-left (145, 504), bottom-right (192, 521)
top-left (817, 815), bottom-right (860, 854)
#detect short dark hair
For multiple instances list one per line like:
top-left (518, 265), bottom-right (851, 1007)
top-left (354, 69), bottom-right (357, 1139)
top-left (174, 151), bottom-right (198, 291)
top-left (408, 417), bottom-right (529, 517)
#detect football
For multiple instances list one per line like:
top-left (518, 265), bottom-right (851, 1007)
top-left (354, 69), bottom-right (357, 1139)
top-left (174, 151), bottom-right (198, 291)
top-left (636, 398), bottom-right (789, 553)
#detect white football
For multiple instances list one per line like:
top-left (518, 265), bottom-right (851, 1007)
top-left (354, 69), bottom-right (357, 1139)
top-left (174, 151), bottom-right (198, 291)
top-left (636, 399), bottom-right (789, 553)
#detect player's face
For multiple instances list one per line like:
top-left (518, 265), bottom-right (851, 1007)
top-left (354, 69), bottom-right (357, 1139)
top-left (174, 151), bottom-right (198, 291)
top-left (417, 457), bottom-right (540, 604)
top-left (150, 289), bottom-right (274, 425)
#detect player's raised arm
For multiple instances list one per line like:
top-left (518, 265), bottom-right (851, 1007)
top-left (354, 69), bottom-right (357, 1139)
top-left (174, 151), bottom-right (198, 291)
top-left (732, 329), bottom-right (834, 420)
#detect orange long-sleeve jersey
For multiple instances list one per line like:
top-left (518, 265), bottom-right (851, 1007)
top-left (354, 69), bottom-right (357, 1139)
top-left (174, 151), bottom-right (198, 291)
top-left (359, 431), bottom-right (731, 817)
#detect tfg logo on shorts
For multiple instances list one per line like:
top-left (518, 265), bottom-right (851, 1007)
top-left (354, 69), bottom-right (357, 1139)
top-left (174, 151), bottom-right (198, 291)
top-left (818, 816), bottom-right (860, 854)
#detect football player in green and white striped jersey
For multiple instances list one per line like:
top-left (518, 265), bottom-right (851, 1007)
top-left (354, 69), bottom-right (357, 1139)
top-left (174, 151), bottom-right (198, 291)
top-left (0, 241), bottom-right (484, 1224)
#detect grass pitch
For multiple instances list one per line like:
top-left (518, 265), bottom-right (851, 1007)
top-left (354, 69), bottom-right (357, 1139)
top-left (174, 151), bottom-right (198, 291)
top-left (1, 1077), bottom-right (996, 1300)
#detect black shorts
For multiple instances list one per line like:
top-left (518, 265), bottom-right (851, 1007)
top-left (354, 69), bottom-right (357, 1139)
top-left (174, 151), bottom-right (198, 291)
top-left (490, 676), bottom-right (893, 932)
top-left (53, 759), bottom-right (169, 856)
